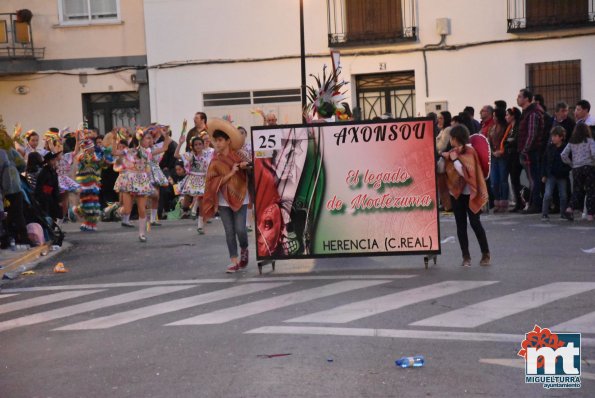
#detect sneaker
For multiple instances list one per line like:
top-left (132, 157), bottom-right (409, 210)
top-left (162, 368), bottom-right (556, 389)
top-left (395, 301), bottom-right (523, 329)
top-left (150, 221), bottom-right (162, 226)
top-left (121, 222), bottom-right (135, 228)
top-left (480, 253), bottom-right (491, 266)
top-left (541, 215), bottom-right (550, 222)
top-left (139, 235), bottom-right (147, 243)
top-left (226, 263), bottom-right (239, 273)
top-left (461, 256), bottom-right (471, 267)
top-left (239, 248), bottom-right (249, 268)
top-left (197, 227), bottom-right (205, 235)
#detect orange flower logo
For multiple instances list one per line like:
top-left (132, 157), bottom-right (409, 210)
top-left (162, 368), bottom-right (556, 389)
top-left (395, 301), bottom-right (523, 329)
top-left (518, 325), bottom-right (565, 369)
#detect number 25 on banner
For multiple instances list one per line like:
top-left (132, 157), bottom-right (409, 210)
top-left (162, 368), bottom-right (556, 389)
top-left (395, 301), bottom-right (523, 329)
top-left (253, 131), bottom-right (282, 150)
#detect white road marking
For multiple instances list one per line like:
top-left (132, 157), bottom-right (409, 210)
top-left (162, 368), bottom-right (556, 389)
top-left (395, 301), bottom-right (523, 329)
top-left (245, 326), bottom-right (595, 346)
top-left (286, 280), bottom-right (497, 323)
top-left (167, 280), bottom-right (390, 326)
top-left (55, 283), bottom-right (289, 330)
top-left (411, 282), bottom-right (595, 328)
top-left (242, 275), bottom-right (416, 282)
top-left (479, 358), bottom-right (595, 381)
top-left (0, 290), bottom-right (103, 316)
top-left (1, 275), bottom-right (416, 293)
top-left (0, 281), bottom-right (232, 292)
top-left (552, 312), bottom-right (595, 334)
top-left (0, 294), bottom-right (18, 299)
top-left (0, 286), bottom-right (195, 333)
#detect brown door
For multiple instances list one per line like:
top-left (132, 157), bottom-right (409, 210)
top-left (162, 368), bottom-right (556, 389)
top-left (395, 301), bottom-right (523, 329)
top-left (346, 0), bottom-right (403, 42)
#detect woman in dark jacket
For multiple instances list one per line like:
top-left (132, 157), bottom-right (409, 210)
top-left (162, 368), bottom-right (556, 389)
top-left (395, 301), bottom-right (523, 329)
top-left (503, 108), bottom-right (523, 212)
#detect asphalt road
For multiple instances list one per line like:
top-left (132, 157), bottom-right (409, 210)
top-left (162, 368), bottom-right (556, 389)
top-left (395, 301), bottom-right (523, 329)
top-left (0, 212), bottom-right (594, 398)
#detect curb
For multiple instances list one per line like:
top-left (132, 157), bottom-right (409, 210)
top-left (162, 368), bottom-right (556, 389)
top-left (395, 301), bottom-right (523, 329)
top-left (0, 242), bottom-right (74, 280)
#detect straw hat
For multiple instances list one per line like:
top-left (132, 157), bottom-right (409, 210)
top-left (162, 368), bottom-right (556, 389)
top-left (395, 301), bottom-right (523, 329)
top-left (206, 118), bottom-right (244, 150)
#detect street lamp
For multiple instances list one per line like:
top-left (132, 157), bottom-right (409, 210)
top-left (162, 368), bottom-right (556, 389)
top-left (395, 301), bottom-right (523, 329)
top-left (300, 0), bottom-right (307, 123)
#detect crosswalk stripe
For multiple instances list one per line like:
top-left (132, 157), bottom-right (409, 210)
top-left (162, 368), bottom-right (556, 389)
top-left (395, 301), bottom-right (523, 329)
top-left (0, 275), bottom-right (416, 293)
top-left (411, 282), bottom-right (595, 328)
top-left (166, 280), bottom-right (391, 326)
top-left (552, 312), bottom-right (595, 334)
top-left (242, 275), bottom-right (416, 282)
top-left (285, 280), bottom-right (498, 324)
top-left (0, 281), bottom-right (232, 292)
top-left (245, 326), bottom-right (595, 346)
top-left (54, 283), bottom-right (290, 330)
top-left (0, 294), bottom-right (19, 299)
top-left (0, 290), bottom-right (103, 316)
top-left (0, 286), bottom-right (195, 333)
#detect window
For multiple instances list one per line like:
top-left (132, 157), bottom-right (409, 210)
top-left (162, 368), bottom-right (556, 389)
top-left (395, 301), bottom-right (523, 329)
top-left (327, 0), bottom-right (416, 46)
top-left (203, 89), bottom-right (301, 107)
top-left (356, 72), bottom-right (415, 119)
top-left (507, 0), bottom-right (594, 32)
top-left (59, 0), bottom-right (119, 24)
top-left (526, 60), bottom-right (581, 113)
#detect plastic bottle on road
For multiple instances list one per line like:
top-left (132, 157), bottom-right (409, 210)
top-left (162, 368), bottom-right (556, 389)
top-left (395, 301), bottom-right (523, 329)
top-left (395, 355), bottom-right (425, 368)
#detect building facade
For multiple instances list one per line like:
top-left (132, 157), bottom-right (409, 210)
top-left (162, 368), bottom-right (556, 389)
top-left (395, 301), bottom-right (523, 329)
top-left (144, 0), bottom-right (595, 130)
top-left (0, 0), bottom-right (149, 135)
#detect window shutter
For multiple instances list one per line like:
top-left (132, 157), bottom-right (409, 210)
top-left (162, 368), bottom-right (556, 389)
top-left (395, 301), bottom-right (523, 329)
top-left (91, 0), bottom-right (118, 20)
top-left (526, 0), bottom-right (588, 27)
top-left (62, 0), bottom-right (89, 21)
top-left (346, 0), bottom-right (402, 42)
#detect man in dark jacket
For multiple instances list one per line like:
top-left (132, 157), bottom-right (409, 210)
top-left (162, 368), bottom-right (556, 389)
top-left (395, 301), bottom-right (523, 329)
top-left (517, 89), bottom-right (544, 213)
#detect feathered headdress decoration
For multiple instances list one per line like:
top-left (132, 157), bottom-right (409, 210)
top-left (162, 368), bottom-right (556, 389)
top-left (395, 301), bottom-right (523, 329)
top-left (305, 65), bottom-right (349, 120)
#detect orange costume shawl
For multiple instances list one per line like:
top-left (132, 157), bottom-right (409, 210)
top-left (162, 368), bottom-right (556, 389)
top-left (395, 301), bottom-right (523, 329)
top-left (202, 150), bottom-right (249, 219)
top-left (444, 145), bottom-right (488, 214)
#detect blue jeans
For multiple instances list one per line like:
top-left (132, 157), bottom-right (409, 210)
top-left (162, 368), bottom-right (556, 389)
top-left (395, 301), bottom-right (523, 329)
top-left (218, 205), bottom-right (248, 258)
top-left (542, 177), bottom-right (567, 216)
top-left (490, 156), bottom-right (509, 201)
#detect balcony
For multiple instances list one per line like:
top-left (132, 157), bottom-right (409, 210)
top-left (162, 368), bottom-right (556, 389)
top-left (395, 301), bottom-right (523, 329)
top-left (0, 12), bottom-right (45, 59)
top-left (507, 0), bottom-right (595, 32)
top-left (327, 0), bottom-right (417, 47)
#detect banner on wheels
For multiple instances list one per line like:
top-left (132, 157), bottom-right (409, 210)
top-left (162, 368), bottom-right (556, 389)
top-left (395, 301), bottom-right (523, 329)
top-left (251, 118), bottom-right (440, 261)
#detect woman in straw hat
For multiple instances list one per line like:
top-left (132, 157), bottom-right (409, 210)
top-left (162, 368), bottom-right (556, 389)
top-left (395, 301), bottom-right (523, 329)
top-left (203, 119), bottom-right (251, 273)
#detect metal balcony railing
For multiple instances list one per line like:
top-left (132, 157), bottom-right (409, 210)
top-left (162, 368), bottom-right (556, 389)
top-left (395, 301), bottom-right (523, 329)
top-left (507, 0), bottom-right (595, 32)
top-left (327, 0), bottom-right (417, 47)
top-left (0, 12), bottom-right (45, 59)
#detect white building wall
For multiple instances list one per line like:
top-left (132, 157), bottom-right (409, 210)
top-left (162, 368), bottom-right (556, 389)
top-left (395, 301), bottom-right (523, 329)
top-left (144, 0), bottom-right (595, 129)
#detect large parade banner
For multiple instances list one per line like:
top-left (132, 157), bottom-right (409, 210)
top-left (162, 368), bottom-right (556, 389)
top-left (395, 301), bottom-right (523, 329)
top-left (251, 118), bottom-right (440, 261)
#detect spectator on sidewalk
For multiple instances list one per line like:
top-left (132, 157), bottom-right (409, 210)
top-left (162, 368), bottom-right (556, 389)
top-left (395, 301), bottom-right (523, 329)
top-left (489, 108), bottom-right (509, 212)
top-left (0, 129), bottom-right (31, 247)
top-left (186, 112), bottom-right (208, 152)
top-left (24, 152), bottom-right (44, 192)
top-left (463, 106), bottom-right (481, 134)
top-left (517, 88), bottom-right (544, 214)
top-left (561, 123), bottom-right (595, 221)
top-left (552, 102), bottom-right (576, 143)
top-left (541, 127), bottom-right (571, 222)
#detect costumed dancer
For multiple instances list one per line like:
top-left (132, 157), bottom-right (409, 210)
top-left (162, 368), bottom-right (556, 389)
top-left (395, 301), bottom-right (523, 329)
top-left (441, 124), bottom-right (491, 267)
top-left (147, 125), bottom-right (171, 226)
top-left (202, 119), bottom-right (251, 273)
top-left (174, 127), bottom-right (209, 234)
top-left (15, 130), bottom-right (48, 161)
top-left (56, 129), bottom-right (81, 220)
top-left (113, 128), bottom-right (170, 242)
top-left (71, 133), bottom-right (113, 231)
